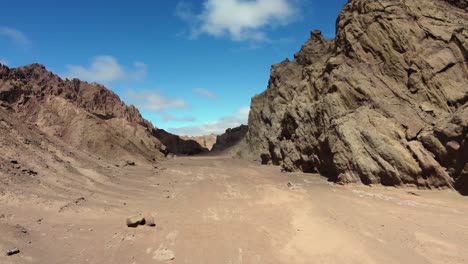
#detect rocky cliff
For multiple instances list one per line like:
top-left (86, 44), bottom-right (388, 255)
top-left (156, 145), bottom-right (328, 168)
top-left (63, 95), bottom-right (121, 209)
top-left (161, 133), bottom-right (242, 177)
top-left (212, 125), bottom-right (248, 153)
top-left (153, 129), bottom-right (210, 155)
top-left (0, 63), bottom-right (166, 163)
top-left (245, 0), bottom-right (467, 193)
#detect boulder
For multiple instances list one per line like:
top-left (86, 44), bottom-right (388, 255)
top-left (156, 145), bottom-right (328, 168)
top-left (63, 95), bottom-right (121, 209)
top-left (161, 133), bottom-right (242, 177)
top-left (126, 214), bottom-right (145, 228)
top-left (126, 213), bottom-right (156, 228)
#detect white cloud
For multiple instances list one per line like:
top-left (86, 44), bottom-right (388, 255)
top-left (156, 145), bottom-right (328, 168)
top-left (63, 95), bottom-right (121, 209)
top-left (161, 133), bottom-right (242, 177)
top-left (124, 89), bottom-right (188, 113)
top-left (0, 59), bottom-right (7, 66)
top-left (193, 88), bottom-right (217, 99)
top-left (176, 0), bottom-right (297, 41)
top-left (63, 56), bottom-right (147, 84)
top-left (0, 27), bottom-right (31, 47)
top-left (168, 106), bottom-right (250, 136)
top-left (128, 61), bottom-right (147, 81)
top-left (175, 2), bottom-right (194, 22)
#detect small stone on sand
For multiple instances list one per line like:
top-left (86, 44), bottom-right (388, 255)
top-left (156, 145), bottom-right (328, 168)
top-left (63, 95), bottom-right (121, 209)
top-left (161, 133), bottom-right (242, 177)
top-left (6, 247), bottom-right (20, 256)
top-left (126, 214), bottom-right (145, 228)
top-left (144, 213), bottom-right (156, 227)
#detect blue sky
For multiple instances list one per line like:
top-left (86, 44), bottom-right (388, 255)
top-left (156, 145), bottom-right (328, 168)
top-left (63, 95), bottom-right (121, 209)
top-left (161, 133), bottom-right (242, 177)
top-left (0, 0), bottom-right (347, 136)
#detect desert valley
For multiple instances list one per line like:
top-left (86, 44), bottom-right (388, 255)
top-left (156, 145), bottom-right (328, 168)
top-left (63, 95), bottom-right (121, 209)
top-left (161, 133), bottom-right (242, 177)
top-left (0, 0), bottom-right (467, 263)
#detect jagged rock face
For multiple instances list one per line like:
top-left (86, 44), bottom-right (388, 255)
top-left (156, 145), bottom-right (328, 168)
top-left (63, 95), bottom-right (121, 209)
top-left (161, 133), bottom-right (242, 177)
top-left (420, 105), bottom-right (468, 194)
top-left (445, 0), bottom-right (468, 9)
top-left (0, 64), bottom-right (166, 163)
top-left (246, 0), bottom-right (467, 192)
top-left (153, 129), bottom-right (209, 155)
top-left (212, 125), bottom-right (248, 152)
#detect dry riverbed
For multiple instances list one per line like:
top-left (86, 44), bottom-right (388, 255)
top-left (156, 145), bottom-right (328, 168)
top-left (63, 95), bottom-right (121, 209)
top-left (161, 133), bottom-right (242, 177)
top-left (1, 155), bottom-right (467, 264)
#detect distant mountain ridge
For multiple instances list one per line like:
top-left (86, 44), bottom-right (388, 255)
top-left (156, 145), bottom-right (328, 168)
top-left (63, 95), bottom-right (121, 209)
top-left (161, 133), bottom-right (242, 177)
top-left (180, 134), bottom-right (217, 151)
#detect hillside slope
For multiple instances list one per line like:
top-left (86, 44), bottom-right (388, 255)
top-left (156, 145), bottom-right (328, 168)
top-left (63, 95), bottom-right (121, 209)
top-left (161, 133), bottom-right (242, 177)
top-left (245, 0), bottom-right (467, 193)
top-left (0, 63), bottom-right (167, 164)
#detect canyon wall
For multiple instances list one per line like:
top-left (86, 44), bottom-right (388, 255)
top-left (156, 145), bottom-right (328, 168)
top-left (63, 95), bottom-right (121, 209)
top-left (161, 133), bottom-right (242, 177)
top-left (245, 0), bottom-right (467, 193)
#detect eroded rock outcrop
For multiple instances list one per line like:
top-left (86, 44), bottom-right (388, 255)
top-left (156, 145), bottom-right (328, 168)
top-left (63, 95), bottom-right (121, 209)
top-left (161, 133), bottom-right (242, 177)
top-left (212, 125), bottom-right (248, 153)
top-left (245, 0), bottom-right (467, 192)
top-left (153, 129), bottom-right (209, 155)
top-left (0, 63), bottom-right (166, 163)
top-left (420, 105), bottom-right (468, 194)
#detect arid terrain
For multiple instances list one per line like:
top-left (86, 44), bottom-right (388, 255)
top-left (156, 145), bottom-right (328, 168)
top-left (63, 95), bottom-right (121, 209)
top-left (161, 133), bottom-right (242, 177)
top-left (1, 155), bottom-right (467, 264)
top-left (1, 0), bottom-right (467, 263)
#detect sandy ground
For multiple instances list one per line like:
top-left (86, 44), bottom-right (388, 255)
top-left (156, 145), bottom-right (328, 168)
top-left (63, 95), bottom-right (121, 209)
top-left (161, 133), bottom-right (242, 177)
top-left (0, 155), bottom-right (467, 264)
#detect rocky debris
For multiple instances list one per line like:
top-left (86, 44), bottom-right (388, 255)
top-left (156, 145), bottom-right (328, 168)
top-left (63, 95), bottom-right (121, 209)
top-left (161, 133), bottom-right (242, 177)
top-left (21, 169), bottom-right (38, 176)
top-left (16, 224), bottom-right (29, 235)
top-left (212, 125), bottom-right (248, 152)
top-left (153, 129), bottom-right (209, 156)
top-left (126, 213), bottom-right (156, 228)
top-left (244, 0), bottom-right (468, 193)
top-left (154, 166), bottom-right (167, 174)
top-left (125, 161), bottom-right (136, 166)
top-left (59, 197), bottom-right (86, 212)
top-left (6, 247), bottom-right (20, 256)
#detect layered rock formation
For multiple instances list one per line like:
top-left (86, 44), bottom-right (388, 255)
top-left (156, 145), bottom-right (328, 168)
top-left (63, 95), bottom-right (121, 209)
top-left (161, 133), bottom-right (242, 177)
top-left (245, 0), bottom-right (467, 193)
top-left (0, 63), bottom-right (166, 163)
top-left (212, 125), bottom-right (248, 152)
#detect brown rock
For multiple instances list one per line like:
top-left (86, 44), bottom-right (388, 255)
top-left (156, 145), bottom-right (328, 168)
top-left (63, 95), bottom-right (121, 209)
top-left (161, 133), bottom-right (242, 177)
top-left (153, 129), bottom-right (209, 156)
top-left (211, 125), bottom-right (248, 153)
top-left (0, 63), bottom-right (168, 164)
top-left (420, 105), bottom-right (468, 194)
top-left (126, 214), bottom-right (145, 228)
top-left (144, 212), bottom-right (156, 227)
top-left (6, 247), bottom-right (20, 256)
top-left (243, 0), bottom-right (467, 193)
